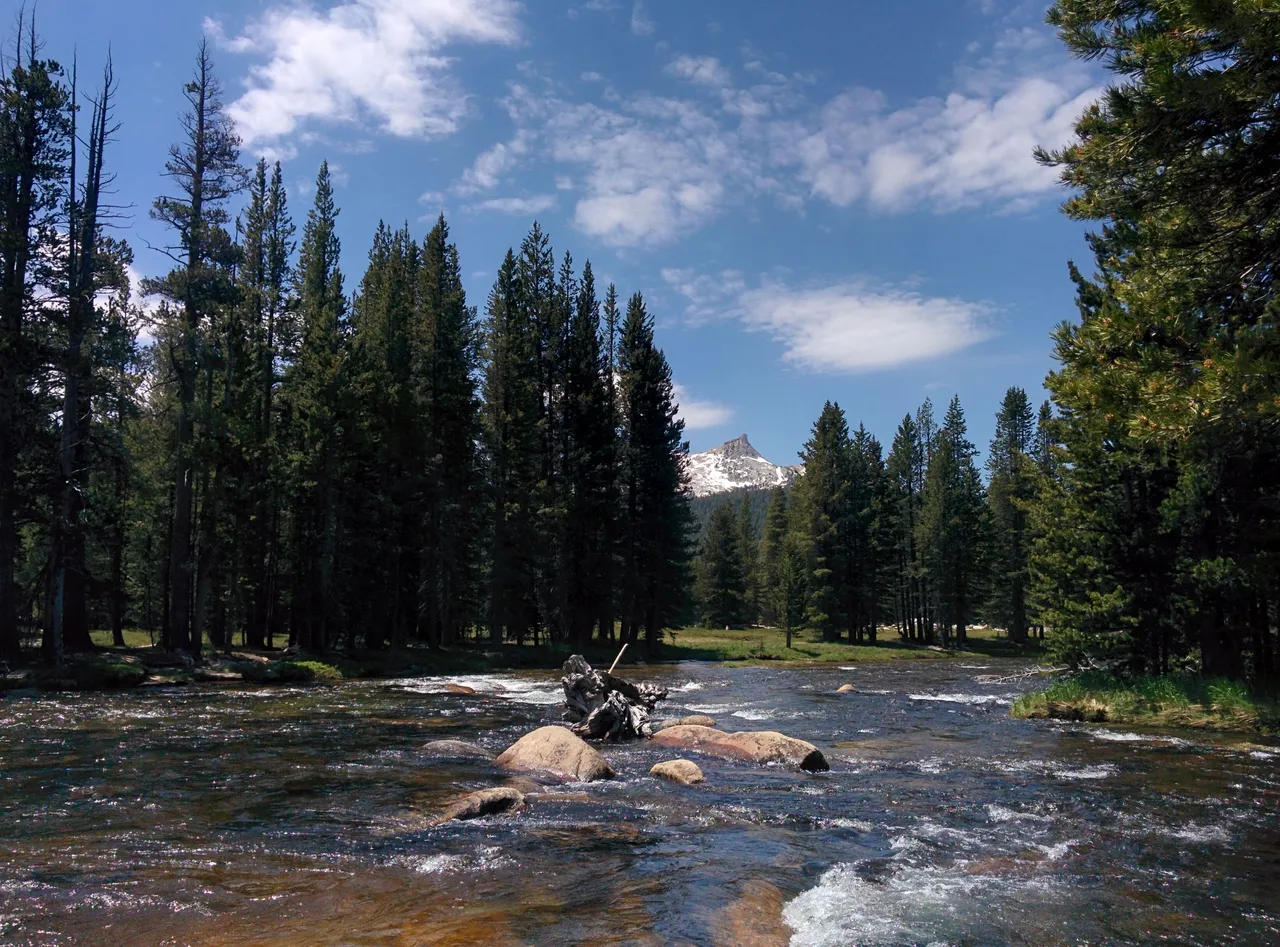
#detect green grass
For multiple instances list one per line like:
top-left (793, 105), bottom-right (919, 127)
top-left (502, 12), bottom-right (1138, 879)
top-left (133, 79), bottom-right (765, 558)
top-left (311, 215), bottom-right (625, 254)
top-left (33, 622), bottom-right (1042, 689)
top-left (1012, 671), bottom-right (1280, 733)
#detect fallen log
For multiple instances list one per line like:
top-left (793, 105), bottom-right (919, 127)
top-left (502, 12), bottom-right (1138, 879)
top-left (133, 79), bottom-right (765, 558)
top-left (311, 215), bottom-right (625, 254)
top-left (561, 654), bottom-right (668, 740)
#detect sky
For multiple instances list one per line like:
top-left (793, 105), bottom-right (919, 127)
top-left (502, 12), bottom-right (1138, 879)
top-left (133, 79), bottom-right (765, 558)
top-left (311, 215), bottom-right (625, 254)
top-left (16, 0), bottom-right (1105, 467)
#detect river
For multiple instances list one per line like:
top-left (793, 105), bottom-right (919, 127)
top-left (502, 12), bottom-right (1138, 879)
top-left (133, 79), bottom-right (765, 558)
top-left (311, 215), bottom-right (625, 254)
top-left (1, 659), bottom-right (1277, 945)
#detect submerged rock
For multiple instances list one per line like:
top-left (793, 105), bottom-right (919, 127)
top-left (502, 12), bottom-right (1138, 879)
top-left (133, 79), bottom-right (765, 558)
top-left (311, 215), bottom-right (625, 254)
top-left (650, 759), bottom-right (705, 785)
top-left (431, 787), bottom-right (524, 825)
top-left (495, 726), bottom-right (615, 781)
top-left (651, 725), bottom-right (829, 772)
top-left (678, 715), bottom-right (717, 727)
top-left (443, 683), bottom-right (478, 695)
top-left (421, 739), bottom-right (496, 761)
top-left (836, 684), bottom-right (856, 694)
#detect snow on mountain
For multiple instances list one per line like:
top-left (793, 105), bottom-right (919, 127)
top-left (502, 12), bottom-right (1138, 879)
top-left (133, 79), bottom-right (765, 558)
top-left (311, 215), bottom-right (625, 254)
top-left (685, 434), bottom-right (803, 498)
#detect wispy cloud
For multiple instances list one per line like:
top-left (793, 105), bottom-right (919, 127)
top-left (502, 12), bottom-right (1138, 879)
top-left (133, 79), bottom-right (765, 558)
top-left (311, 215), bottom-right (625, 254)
top-left (630, 1), bottom-right (655, 36)
top-left (450, 23), bottom-right (1098, 246)
top-left (665, 54), bottom-right (731, 87)
top-left (673, 383), bottom-right (733, 430)
top-left (207, 0), bottom-right (522, 155)
top-left (470, 194), bottom-right (558, 214)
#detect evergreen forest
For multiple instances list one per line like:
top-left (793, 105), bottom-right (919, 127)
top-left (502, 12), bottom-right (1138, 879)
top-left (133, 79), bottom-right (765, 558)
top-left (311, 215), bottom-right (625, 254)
top-left (4, 0), bottom-right (1280, 687)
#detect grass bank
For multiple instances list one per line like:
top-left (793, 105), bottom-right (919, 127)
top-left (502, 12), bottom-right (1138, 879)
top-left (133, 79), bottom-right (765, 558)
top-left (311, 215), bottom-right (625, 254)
top-left (1011, 671), bottom-right (1280, 734)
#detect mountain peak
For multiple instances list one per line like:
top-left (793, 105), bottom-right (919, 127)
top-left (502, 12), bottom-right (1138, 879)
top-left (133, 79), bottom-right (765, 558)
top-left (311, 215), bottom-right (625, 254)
top-left (686, 433), bottom-right (803, 498)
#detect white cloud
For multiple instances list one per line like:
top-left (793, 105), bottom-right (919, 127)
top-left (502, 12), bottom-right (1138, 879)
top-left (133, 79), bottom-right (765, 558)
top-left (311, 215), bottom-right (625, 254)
top-left (209, 0), bottom-right (522, 153)
top-left (661, 267), bottom-right (745, 322)
top-left (630, 1), bottom-right (655, 36)
top-left (455, 129), bottom-right (533, 194)
top-left (738, 281), bottom-right (992, 372)
top-left (470, 194), bottom-right (558, 214)
top-left (779, 32), bottom-right (1101, 212)
top-left (665, 55), bottom-right (731, 87)
top-left (673, 383), bottom-right (733, 430)
top-left (451, 25), bottom-right (1098, 246)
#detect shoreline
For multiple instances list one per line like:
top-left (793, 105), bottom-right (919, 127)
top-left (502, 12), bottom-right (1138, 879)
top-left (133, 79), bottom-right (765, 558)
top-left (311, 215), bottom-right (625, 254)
top-left (1, 625), bottom-right (1043, 693)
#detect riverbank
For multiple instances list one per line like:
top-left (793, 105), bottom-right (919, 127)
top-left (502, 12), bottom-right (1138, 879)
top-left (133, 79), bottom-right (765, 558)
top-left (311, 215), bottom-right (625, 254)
top-left (1011, 671), bottom-right (1280, 734)
top-left (0, 625), bottom-right (1043, 692)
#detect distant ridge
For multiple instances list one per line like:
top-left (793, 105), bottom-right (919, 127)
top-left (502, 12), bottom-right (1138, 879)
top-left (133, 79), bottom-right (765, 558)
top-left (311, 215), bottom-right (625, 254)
top-left (685, 433), bottom-right (802, 498)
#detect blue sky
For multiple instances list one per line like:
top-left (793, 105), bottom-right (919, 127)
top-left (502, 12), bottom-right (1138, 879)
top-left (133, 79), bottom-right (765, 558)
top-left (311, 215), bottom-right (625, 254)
top-left (20, 0), bottom-right (1103, 466)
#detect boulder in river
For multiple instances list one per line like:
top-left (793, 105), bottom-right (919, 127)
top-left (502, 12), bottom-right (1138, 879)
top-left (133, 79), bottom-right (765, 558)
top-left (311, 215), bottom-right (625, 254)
top-left (836, 684), bottom-right (856, 694)
top-left (495, 725), bottom-right (615, 781)
top-left (677, 715), bottom-right (717, 727)
top-left (421, 739), bottom-right (495, 761)
top-left (650, 759), bottom-right (705, 785)
top-left (651, 725), bottom-right (829, 772)
top-left (430, 787), bottom-right (524, 825)
top-left (443, 683), bottom-right (478, 695)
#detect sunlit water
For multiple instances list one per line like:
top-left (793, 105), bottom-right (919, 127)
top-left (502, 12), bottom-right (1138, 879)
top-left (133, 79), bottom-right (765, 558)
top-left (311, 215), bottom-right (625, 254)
top-left (1, 660), bottom-right (1277, 945)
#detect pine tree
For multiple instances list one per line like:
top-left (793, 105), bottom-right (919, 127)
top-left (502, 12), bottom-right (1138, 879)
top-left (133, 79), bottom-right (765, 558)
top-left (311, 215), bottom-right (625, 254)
top-left (617, 292), bottom-right (691, 656)
top-left (986, 387), bottom-right (1036, 642)
top-left (756, 486), bottom-right (788, 626)
top-left (562, 260), bottom-right (617, 646)
top-left (790, 401), bottom-right (851, 641)
top-left (736, 493), bottom-right (759, 626)
top-left (483, 249), bottom-right (540, 646)
top-left (281, 161), bottom-right (345, 652)
top-left (695, 502), bottom-right (746, 628)
top-left (918, 396), bottom-right (984, 645)
top-left (240, 158), bottom-right (294, 649)
top-left (0, 20), bottom-right (71, 659)
top-left (146, 41), bottom-right (245, 655)
top-left (774, 533), bottom-right (807, 650)
top-left (416, 215), bottom-right (484, 647)
top-left (886, 413), bottom-right (925, 640)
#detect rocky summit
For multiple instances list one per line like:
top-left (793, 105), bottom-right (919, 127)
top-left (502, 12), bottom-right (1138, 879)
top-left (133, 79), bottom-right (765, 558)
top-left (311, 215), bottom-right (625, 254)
top-left (685, 434), bottom-right (802, 498)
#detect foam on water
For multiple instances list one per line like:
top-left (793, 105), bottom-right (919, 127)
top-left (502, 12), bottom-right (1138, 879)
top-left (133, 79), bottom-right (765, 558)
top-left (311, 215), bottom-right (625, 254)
top-left (1052, 764), bottom-right (1117, 780)
top-left (397, 674), bottom-right (563, 705)
top-left (784, 863), bottom-right (1061, 947)
top-left (986, 804), bottom-right (1049, 823)
top-left (1092, 729), bottom-right (1191, 747)
top-left (906, 693), bottom-right (1013, 706)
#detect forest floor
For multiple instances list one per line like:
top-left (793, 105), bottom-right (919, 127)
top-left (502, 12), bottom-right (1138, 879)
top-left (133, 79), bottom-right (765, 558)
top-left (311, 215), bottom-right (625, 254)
top-left (1011, 671), bottom-right (1280, 734)
top-left (0, 625), bottom-right (1044, 691)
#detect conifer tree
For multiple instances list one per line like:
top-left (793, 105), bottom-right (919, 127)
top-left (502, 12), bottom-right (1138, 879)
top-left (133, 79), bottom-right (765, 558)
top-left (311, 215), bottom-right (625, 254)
top-left (886, 413), bottom-right (925, 640)
top-left (918, 396), bottom-right (985, 645)
top-left (617, 292), bottom-right (691, 655)
top-left (483, 250), bottom-right (540, 646)
top-left (695, 502), bottom-right (746, 628)
top-left (986, 387), bottom-right (1036, 642)
top-left (756, 486), bottom-right (788, 626)
top-left (774, 533), bottom-right (807, 649)
top-left (0, 22), bottom-right (71, 658)
top-left (416, 215), bottom-right (484, 647)
top-left (736, 494), bottom-right (759, 625)
top-left (790, 401), bottom-right (851, 641)
top-left (146, 41), bottom-right (245, 654)
top-left (281, 161), bottom-right (345, 652)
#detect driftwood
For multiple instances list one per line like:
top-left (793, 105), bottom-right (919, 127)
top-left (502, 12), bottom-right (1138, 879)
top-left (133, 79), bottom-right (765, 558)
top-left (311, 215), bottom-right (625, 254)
top-left (561, 655), bottom-right (668, 740)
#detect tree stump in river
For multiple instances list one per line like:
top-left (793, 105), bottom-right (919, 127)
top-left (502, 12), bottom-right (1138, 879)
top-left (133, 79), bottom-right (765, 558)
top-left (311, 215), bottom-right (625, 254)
top-left (561, 655), bottom-right (668, 740)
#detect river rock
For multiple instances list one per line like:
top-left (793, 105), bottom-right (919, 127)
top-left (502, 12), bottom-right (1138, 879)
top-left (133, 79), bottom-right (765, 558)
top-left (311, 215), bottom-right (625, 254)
top-left (430, 787), bottom-right (524, 825)
top-left (678, 715), bottom-right (717, 727)
top-left (650, 759), bottom-right (705, 785)
top-left (651, 725), bottom-right (829, 772)
top-left (421, 739), bottom-right (495, 761)
top-left (836, 684), bottom-right (856, 693)
top-left (495, 726), bottom-right (615, 781)
top-left (443, 683), bottom-right (478, 695)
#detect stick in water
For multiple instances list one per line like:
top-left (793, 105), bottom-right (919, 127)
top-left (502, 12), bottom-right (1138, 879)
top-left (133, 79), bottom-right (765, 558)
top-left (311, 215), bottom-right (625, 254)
top-left (607, 643), bottom-right (629, 675)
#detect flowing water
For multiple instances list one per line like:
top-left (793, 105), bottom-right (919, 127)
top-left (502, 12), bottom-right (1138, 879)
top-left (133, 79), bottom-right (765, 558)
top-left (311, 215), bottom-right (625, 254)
top-left (1, 660), bottom-right (1277, 946)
